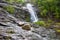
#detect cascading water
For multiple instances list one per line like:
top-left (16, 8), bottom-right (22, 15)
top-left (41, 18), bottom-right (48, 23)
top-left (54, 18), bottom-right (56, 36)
top-left (26, 3), bottom-right (38, 22)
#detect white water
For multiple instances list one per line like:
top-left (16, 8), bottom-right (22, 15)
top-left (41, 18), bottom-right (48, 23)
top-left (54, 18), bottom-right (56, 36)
top-left (26, 3), bottom-right (38, 22)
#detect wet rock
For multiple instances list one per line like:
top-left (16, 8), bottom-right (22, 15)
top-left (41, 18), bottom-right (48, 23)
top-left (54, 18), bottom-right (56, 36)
top-left (0, 34), bottom-right (3, 39)
top-left (0, 22), bottom-right (8, 26)
top-left (0, 12), bottom-right (10, 22)
top-left (17, 22), bottom-right (25, 26)
top-left (3, 36), bottom-right (11, 39)
top-left (32, 27), bottom-right (46, 35)
top-left (27, 34), bottom-right (43, 40)
top-left (31, 27), bottom-right (57, 39)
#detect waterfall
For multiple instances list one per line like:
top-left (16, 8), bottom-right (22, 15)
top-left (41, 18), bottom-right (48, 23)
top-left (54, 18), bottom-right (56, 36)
top-left (26, 3), bottom-right (38, 22)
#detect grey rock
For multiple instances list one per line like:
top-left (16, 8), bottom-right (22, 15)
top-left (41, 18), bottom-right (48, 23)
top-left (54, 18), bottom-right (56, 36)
top-left (0, 9), bottom-right (59, 40)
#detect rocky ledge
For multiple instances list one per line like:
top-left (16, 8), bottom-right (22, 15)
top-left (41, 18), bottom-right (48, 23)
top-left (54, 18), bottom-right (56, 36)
top-left (0, 8), bottom-right (60, 40)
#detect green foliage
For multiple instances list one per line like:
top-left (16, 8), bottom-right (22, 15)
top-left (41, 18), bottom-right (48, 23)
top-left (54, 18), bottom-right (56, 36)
top-left (4, 5), bottom-right (15, 14)
top-left (5, 0), bottom-right (25, 3)
top-left (5, 0), bottom-right (14, 3)
top-left (40, 9), bottom-right (48, 16)
top-left (14, 0), bottom-right (25, 3)
top-left (35, 21), bottom-right (45, 26)
top-left (36, 0), bottom-right (60, 19)
top-left (25, 14), bottom-right (30, 22)
top-left (35, 20), bottom-right (53, 28)
top-left (47, 19), bottom-right (53, 23)
top-left (53, 23), bottom-right (60, 32)
top-left (3, 0), bottom-right (25, 14)
top-left (25, 16), bottom-right (30, 22)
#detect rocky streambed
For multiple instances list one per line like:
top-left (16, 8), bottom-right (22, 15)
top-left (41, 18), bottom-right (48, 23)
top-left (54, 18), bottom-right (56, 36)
top-left (0, 8), bottom-right (59, 40)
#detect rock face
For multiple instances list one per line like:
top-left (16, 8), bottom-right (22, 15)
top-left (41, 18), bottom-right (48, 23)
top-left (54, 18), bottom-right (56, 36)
top-left (0, 9), bottom-right (60, 40)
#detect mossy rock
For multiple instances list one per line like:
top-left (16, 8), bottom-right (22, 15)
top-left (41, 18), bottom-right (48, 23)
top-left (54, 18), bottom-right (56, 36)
top-left (22, 24), bottom-right (31, 31)
top-left (3, 5), bottom-right (15, 14)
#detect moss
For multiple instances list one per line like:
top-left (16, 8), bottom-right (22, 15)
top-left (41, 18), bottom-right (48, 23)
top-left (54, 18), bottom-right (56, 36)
top-left (26, 17), bottom-right (30, 22)
top-left (55, 23), bottom-right (60, 25)
top-left (6, 0), bottom-right (14, 3)
top-left (48, 19), bottom-right (52, 23)
top-left (3, 5), bottom-right (15, 14)
top-left (34, 20), bottom-right (53, 28)
top-left (25, 13), bottom-right (30, 22)
top-left (53, 22), bottom-right (60, 32)
top-left (54, 28), bottom-right (60, 33)
top-left (5, 0), bottom-right (25, 4)
top-left (35, 21), bottom-right (46, 26)
top-left (56, 30), bottom-right (60, 32)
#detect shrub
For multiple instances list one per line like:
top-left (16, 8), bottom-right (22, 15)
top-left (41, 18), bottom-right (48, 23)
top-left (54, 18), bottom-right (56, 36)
top-left (36, 0), bottom-right (60, 19)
